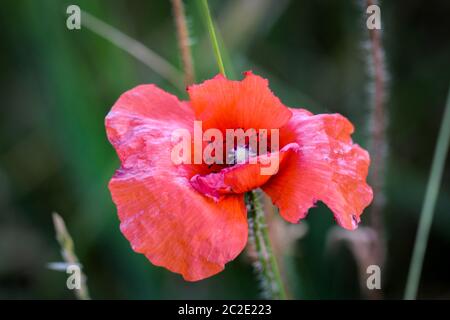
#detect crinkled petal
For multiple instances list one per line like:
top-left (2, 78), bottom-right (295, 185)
top-left (106, 85), bottom-right (248, 280)
top-left (187, 71), bottom-right (292, 132)
top-left (263, 109), bottom-right (373, 230)
top-left (110, 172), bottom-right (247, 281)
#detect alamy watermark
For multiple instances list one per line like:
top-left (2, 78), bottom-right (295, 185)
top-left (366, 4), bottom-right (381, 30)
top-left (67, 4), bottom-right (381, 31)
top-left (47, 262), bottom-right (82, 290)
top-left (366, 264), bottom-right (381, 290)
top-left (66, 5), bottom-right (81, 30)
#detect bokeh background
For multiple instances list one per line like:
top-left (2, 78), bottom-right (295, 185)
top-left (1, 0), bottom-right (450, 299)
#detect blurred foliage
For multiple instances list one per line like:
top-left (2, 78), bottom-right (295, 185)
top-left (0, 0), bottom-right (449, 299)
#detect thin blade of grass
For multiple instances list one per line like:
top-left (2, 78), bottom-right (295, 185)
top-left (197, 0), bottom-right (226, 76)
top-left (404, 86), bottom-right (450, 299)
top-left (51, 212), bottom-right (91, 300)
top-left (81, 10), bottom-right (184, 91)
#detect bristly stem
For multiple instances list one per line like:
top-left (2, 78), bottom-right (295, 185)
top-left (405, 87), bottom-right (450, 300)
top-left (198, 0), bottom-right (227, 77)
top-left (365, 0), bottom-right (387, 282)
top-left (171, 0), bottom-right (195, 85)
top-left (246, 191), bottom-right (287, 300)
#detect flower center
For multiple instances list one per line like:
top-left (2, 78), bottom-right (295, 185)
top-left (226, 144), bottom-right (258, 165)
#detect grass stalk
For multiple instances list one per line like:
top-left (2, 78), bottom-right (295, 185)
top-left (198, 0), bottom-right (226, 76)
top-left (405, 87), bottom-right (450, 299)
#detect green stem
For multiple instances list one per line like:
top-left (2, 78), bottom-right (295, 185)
top-left (246, 191), bottom-right (287, 300)
top-left (404, 87), bottom-right (450, 300)
top-left (198, 0), bottom-right (226, 76)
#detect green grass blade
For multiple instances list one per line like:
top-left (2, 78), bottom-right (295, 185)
top-left (198, 0), bottom-right (226, 76)
top-left (405, 86), bottom-right (450, 299)
top-left (81, 10), bottom-right (184, 91)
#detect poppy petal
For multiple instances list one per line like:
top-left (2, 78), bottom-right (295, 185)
top-left (263, 109), bottom-right (373, 230)
top-left (106, 85), bottom-right (248, 281)
top-left (187, 72), bottom-right (292, 132)
top-left (110, 173), bottom-right (247, 281)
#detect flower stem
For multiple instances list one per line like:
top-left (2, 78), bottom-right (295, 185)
top-left (198, 0), bottom-right (227, 77)
top-left (404, 86), bottom-right (450, 300)
top-left (367, 0), bottom-right (387, 242)
top-left (363, 0), bottom-right (387, 298)
top-left (246, 191), bottom-right (287, 300)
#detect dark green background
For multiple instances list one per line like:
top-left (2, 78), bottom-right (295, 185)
top-left (1, 0), bottom-right (449, 299)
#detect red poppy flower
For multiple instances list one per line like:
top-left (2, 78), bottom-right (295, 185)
top-left (106, 72), bottom-right (373, 281)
